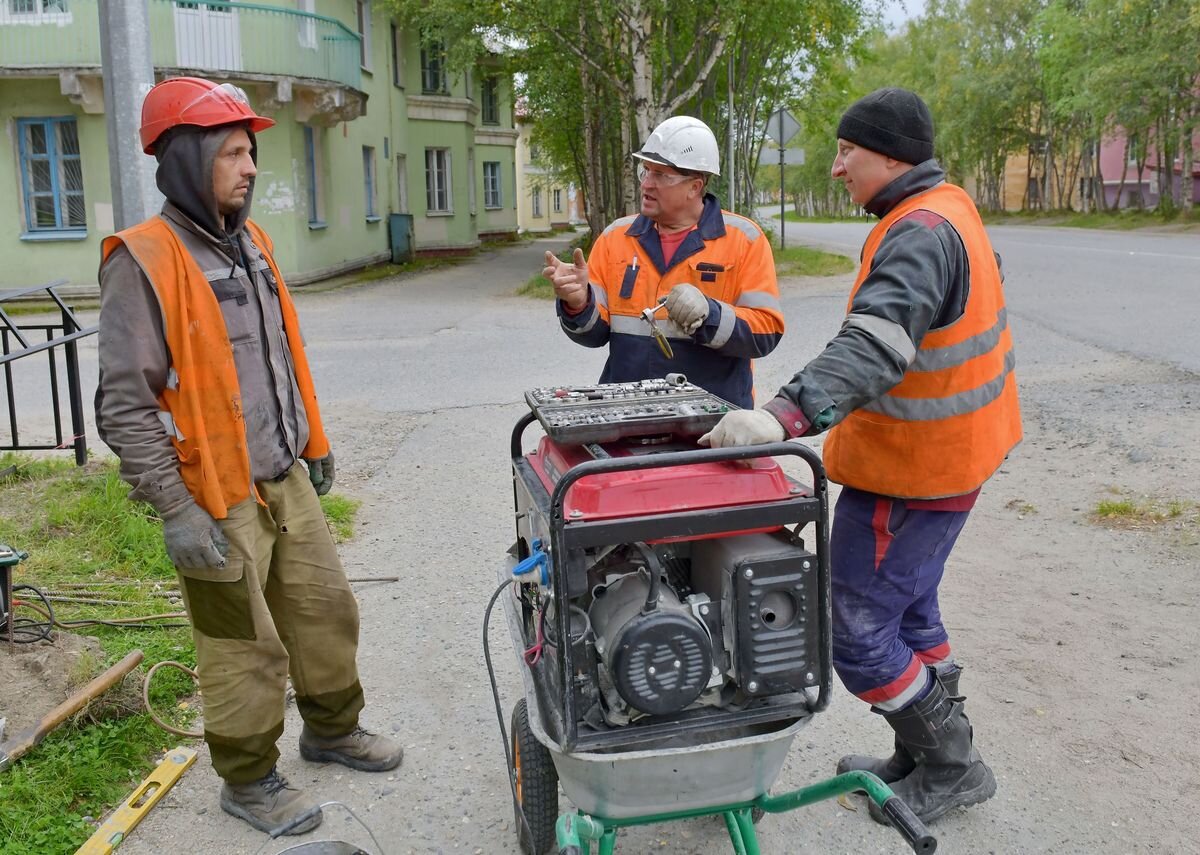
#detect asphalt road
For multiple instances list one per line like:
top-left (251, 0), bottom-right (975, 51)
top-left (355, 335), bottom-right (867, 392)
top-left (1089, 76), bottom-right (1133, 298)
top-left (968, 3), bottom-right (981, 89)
top-left (771, 215), bottom-right (1200, 374)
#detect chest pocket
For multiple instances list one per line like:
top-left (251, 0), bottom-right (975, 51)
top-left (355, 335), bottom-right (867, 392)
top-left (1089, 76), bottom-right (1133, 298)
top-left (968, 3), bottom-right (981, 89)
top-left (210, 276), bottom-right (260, 346)
top-left (687, 259), bottom-right (736, 301)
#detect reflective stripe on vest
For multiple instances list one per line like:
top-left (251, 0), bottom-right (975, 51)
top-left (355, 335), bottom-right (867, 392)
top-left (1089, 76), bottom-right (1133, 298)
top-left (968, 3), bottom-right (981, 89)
top-left (822, 183), bottom-right (1022, 498)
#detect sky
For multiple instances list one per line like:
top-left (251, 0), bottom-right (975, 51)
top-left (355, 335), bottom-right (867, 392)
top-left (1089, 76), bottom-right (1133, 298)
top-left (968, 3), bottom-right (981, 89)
top-left (880, 0), bottom-right (928, 31)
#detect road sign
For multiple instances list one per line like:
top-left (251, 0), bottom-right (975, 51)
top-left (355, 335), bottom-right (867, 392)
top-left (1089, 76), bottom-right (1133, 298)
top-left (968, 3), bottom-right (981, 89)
top-left (764, 109), bottom-right (800, 147)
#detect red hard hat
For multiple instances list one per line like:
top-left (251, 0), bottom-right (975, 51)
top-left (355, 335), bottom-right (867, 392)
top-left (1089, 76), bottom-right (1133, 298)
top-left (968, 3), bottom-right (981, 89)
top-left (140, 77), bottom-right (275, 154)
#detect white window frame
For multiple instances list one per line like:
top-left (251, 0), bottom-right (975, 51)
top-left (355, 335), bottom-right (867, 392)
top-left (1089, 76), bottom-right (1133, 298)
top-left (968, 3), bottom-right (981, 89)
top-left (363, 145), bottom-right (379, 220)
top-left (531, 187), bottom-right (542, 218)
top-left (483, 161), bottom-right (502, 209)
top-left (553, 188), bottom-right (562, 213)
top-left (1, 0), bottom-right (71, 23)
top-left (355, 0), bottom-right (372, 70)
top-left (425, 148), bottom-right (452, 214)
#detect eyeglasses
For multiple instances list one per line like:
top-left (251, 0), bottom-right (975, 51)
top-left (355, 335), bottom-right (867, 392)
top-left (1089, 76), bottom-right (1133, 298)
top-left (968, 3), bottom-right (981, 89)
top-left (637, 164), bottom-right (697, 186)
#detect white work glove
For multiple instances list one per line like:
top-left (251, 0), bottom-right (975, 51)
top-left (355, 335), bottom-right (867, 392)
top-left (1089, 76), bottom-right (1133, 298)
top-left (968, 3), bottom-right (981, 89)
top-left (162, 501), bottom-right (229, 571)
top-left (665, 283), bottom-right (710, 334)
top-left (543, 248), bottom-right (589, 313)
top-left (698, 409), bottom-right (786, 448)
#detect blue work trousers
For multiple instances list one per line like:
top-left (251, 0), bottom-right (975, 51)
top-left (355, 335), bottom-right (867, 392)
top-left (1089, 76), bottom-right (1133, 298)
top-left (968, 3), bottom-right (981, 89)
top-left (830, 487), bottom-right (969, 711)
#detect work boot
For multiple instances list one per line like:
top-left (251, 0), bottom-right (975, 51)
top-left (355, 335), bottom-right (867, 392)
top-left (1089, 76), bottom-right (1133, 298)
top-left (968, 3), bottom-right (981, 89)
top-left (219, 766), bottom-right (323, 835)
top-left (299, 724), bottom-right (404, 772)
top-left (868, 675), bottom-right (996, 826)
top-left (836, 665), bottom-right (963, 783)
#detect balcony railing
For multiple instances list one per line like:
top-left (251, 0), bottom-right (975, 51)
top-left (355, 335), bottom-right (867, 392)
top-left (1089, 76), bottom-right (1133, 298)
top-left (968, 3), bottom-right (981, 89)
top-left (0, 0), bottom-right (362, 91)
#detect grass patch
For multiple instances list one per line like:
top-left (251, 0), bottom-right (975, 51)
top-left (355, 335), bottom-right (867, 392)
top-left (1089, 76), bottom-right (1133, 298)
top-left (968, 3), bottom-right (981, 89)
top-left (981, 208), bottom-right (1200, 231)
top-left (779, 210), bottom-right (868, 223)
top-left (773, 244), bottom-right (855, 277)
top-left (518, 273), bottom-right (556, 300)
top-left (0, 453), bottom-right (359, 854)
top-left (1090, 493), bottom-right (1197, 530)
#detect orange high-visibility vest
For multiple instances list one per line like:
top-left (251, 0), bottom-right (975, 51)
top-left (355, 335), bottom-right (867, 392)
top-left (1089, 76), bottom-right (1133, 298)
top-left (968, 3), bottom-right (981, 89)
top-left (101, 217), bottom-right (329, 519)
top-left (823, 183), bottom-right (1022, 498)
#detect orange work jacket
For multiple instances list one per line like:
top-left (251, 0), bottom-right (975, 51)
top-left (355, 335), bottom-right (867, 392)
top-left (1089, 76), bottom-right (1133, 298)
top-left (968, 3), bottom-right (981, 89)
top-left (823, 183), bottom-right (1022, 498)
top-left (101, 217), bottom-right (329, 519)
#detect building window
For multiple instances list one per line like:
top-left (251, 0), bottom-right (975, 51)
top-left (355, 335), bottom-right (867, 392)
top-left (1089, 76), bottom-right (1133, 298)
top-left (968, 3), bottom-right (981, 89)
top-left (363, 145), bottom-right (378, 219)
top-left (531, 187), bottom-right (542, 218)
top-left (3, 0), bottom-right (70, 20)
top-left (467, 148), bottom-right (476, 215)
top-left (425, 148), bottom-right (451, 213)
top-left (553, 188), bottom-right (562, 213)
top-left (17, 117), bottom-right (85, 235)
top-left (355, 0), bottom-right (371, 69)
top-left (420, 40), bottom-right (447, 94)
top-left (483, 161), bottom-right (502, 209)
top-left (304, 126), bottom-right (325, 225)
top-left (390, 22), bottom-right (403, 87)
top-left (481, 76), bottom-right (500, 125)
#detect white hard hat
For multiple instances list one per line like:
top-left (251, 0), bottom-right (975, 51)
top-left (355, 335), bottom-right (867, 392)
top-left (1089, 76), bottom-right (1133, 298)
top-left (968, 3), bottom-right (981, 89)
top-left (632, 116), bottom-right (720, 177)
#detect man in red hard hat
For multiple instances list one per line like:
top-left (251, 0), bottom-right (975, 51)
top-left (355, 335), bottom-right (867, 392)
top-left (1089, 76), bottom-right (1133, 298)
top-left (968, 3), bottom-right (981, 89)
top-left (95, 77), bottom-right (403, 836)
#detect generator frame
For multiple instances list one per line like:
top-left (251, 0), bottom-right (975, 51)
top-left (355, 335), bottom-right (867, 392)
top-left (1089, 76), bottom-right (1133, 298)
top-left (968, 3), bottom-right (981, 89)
top-left (509, 412), bottom-right (832, 754)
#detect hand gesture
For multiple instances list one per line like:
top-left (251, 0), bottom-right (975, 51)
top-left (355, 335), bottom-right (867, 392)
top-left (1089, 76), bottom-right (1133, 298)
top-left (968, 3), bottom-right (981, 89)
top-left (543, 248), bottom-right (589, 312)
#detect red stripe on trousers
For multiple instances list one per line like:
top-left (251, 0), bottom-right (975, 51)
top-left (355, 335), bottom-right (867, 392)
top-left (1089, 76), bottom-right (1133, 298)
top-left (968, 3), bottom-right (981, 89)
top-left (858, 656), bottom-right (924, 705)
top-left (915, 642), bottom-right (952, 665)
top-left (872, 497), bottom-right (893, 570)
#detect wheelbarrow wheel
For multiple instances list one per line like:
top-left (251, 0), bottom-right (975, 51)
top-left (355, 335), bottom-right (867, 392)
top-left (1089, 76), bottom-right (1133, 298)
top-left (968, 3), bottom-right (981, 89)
top-left (511, 698), bottom-right (559, 855)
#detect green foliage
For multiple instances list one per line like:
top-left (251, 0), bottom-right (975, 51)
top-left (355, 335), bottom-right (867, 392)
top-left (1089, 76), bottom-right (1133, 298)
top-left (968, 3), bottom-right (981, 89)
top-left (320, 493), bottom-right (361, 543)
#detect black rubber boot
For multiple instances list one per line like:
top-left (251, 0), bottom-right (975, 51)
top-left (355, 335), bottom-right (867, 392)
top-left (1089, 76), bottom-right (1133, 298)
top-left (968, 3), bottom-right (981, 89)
top-left (868, 673), bottom-right (996, 826)
top-left (836, 665), bottom-right (962, 783)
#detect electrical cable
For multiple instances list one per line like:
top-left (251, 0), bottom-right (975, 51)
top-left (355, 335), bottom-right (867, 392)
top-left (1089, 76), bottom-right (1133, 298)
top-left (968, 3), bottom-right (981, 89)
top-left (482, 576), bottom-right (536, 849)
top-left (18, 600), bottom-right (189, 630)
top-left (5, 584), bottom-right (56, 643)
top-left (142, 660), bottom-right (204, 739)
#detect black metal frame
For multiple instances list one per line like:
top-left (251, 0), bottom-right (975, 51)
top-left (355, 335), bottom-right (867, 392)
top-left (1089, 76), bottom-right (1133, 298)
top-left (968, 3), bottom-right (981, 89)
top-left (510, 411), bottom-right (833, 753)
top-left (1, 281), bottom-right (97, 466)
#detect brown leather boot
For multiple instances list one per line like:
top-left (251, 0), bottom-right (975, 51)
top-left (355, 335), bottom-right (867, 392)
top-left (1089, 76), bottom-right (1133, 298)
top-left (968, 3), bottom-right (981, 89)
top-left (299, 724), bottom-right (404, 772)
top-left (219, 766), bottom-right (322, 835)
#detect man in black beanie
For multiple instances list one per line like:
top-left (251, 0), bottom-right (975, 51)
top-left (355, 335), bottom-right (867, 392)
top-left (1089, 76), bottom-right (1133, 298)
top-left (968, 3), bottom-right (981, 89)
top-left (699, 87), bottom-right (1019, 827)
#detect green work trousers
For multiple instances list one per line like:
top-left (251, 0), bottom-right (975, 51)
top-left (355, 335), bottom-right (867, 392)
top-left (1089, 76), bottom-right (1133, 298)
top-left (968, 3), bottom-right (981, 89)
top-left (175, 463), bottom-right (364, 784)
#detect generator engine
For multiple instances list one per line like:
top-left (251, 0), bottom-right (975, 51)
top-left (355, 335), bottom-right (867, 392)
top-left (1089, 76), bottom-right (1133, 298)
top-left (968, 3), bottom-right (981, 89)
top-left (511, 378), bottom-right (826, 742)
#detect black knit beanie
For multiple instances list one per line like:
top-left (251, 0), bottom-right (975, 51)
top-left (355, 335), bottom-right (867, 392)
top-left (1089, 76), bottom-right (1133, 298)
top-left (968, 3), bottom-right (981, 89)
top-left (836, 88), bottom-right (934, 165)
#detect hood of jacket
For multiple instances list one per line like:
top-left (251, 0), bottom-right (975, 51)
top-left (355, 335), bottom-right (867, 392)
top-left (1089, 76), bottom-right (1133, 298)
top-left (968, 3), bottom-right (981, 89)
top-left (154, 123), bottom-right (257, 241)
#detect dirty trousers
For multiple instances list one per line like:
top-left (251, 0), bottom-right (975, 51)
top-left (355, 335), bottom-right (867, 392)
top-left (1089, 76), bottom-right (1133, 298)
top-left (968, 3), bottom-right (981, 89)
top-left (175, 463), bottom-right (364, 783)
top-left (830, 486), bottom-right (969, 712)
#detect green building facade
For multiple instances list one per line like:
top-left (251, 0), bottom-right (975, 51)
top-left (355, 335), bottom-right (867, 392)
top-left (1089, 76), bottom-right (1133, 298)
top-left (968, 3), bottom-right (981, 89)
top-left (0, 0), bottom-right (517, 288)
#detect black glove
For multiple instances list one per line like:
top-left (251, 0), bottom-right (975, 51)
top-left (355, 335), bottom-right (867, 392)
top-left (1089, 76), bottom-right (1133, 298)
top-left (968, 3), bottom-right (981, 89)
top-left (162, 502), bottom-right (229, 570)
top-left (306, 451), bottom-right (335, 496)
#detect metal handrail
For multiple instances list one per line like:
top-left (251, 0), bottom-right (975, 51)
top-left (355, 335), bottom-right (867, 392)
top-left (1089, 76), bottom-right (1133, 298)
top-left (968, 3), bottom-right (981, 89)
top-left (1, 282), bottom-right (96, 466)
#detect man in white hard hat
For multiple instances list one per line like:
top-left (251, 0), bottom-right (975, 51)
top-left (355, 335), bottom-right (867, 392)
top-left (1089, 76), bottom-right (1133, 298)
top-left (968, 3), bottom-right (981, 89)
top-left (542, 116), bottom-right (783, 407)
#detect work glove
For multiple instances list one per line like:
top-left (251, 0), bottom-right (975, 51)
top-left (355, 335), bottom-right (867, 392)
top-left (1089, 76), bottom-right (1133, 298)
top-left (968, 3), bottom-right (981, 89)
top-left (665, 283), bottom-right (710, 334)
top-left (543, 248), bottom-right (590, 313)
top-left (306, 451), bottom-right (335, 496)
top-left (162, 502), bottom-right (229, 571)
top-left (698, 409), bottom-right (787, 448)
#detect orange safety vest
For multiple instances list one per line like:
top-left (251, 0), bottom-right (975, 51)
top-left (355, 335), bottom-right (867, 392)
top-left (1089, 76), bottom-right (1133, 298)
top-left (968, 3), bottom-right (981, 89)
top-left (823, 183), bottom-right (1022, 498)
top-left (101, 217), bottom-right (329, 519)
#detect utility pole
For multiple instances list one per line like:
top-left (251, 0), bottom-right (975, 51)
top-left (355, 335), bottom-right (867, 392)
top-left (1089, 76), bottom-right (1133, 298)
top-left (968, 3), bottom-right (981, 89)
top-left (98, 0), bottom-right (159, 231)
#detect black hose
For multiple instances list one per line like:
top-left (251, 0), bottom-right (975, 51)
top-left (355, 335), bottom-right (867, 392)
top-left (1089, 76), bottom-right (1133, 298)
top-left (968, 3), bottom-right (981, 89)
top-left (482, 576), bottom-right (535, 848)
top-left (5, 584), bottom-right (55, 643)
top-left (632, 542), bottom-right (664, 614)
